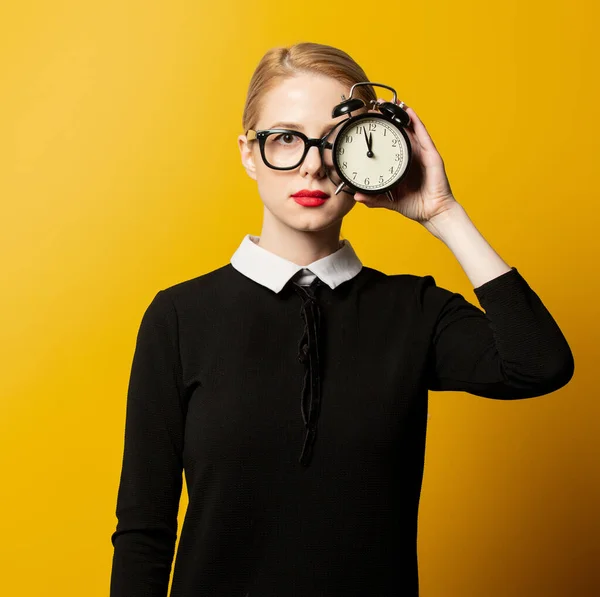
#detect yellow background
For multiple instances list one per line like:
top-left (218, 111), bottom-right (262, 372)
top-left (2, 0), bottom-right (598, 595)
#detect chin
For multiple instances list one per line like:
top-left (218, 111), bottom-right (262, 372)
top-left (286, 208), bottom-right (353, 233)
top-left (261, 195), bottom-right (355, 231)
top-left (290, 221), bottom-right (339, 233)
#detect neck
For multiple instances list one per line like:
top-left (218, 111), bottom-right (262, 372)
top-left (257, 208), bottom-right (343, 266)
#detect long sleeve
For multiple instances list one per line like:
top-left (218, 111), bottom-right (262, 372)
top-left (110, 290), bottom-right (185, 597)
top-left (422, 266), bottom-right (575, 398)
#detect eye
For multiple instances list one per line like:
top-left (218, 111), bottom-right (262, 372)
top-left (274, 133), bottom-right (298, 145)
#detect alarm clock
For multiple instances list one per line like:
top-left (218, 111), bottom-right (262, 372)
top-left (326, 82), bottom-right (412, 201)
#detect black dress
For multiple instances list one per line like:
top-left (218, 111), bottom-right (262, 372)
top-left (110, 264), bottom-right (574, 597)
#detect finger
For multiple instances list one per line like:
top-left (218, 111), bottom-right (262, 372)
top-left (404, 106), bottom-right (437, 152)
top-left (354, 191), bottom-right (389, 208)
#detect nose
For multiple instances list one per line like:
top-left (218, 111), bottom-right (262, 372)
top-left (300, 145), bottom-right (326, 178)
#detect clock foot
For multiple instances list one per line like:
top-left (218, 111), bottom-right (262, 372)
top-left (335, 182), bottom-right (346, 195)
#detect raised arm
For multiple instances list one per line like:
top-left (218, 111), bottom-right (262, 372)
top-left (420, 266), bottom-right (574, 398)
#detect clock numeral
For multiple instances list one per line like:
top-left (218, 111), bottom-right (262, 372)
top-left (395, 153), bottom-right (400, 161)
top-left (390, 166), bottom-right (394, 174)
top-left (379, 175), bottom-right (384, 183)
top-left (368, 123), bottom-right (377, 131)
top-left (355, 126), bottom-right (363, 134)
top-left (391, 139), bottom-right (398, 147)
top-left (352, 172), bottom-right (357, 180)
top-left (383, 128), bottom-right (387, 136)
top-left (345, 135), bottom-right (354, 143)
top-left (339, 147), bottom-right (345, 155)
top-left (342, 161), bottom-right (348, 169)
top-left (364, 177), bottom-right (370, 185)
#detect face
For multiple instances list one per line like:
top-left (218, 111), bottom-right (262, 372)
top-left (238, 73), bottom-right (357, 233)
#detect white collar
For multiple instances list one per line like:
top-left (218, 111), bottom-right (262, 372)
top-left (230, 234), bottom-right (363, 293)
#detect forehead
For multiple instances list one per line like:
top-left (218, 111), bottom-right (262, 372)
top-left (256, 73), bottom-right (349, 131)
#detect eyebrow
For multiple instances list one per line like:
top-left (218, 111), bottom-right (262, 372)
top-left (268, 121), bottom-right (338, 135)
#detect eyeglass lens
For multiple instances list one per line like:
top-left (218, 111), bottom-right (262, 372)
top-left (263, 130), bottom-right (340, 169)
top-left (264, 133), bottom-right (305, 168)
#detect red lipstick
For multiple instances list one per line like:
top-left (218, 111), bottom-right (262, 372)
top-left (291, 189), bottom-right (330, 207)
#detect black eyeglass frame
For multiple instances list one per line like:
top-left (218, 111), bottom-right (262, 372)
top-left (246, 127), bottom-right (341, 171)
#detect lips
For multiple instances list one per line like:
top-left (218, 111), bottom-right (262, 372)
top-left (291, 189), bottom-right (330, 199)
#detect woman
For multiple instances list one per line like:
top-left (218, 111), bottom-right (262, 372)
top-left (110, 42), bottom-right (574, 597)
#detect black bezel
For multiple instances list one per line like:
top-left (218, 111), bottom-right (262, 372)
top-left (331, 112), bottom-right (412, 195)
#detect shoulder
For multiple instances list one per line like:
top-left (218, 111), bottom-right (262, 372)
top-left (161, 263), bottom-right (234, 294)
top-left (139, 264), bottom-right (241, 322)
top-left (158, 263), bottom-right (244, 304)
top-left (358, 265), bottom-right (457, 316)
top-left (359, 265), bottom-right (438, 293)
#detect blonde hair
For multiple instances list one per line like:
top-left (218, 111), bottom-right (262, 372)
top-left (242, 42), bottom-right (376, 132)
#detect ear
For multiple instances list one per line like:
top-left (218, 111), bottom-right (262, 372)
top-left (238, 134), bottom-right (257, 181)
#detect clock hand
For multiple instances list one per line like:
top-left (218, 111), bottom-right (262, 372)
top-left (363, 128), bottom-right (374, 158)
top-left (362, 128), bottom-right (369, 150)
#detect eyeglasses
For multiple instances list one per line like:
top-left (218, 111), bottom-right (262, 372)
top-left (246, 128), bottom-right (338, 171)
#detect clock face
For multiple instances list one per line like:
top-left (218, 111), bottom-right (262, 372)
top-left (333, 115), bottom-right (410, 193)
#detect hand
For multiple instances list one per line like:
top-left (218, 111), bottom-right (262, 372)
top-left (353, 100), bottom-right (459, 224)
top-left (362, 128), bottom-right (373, 157)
